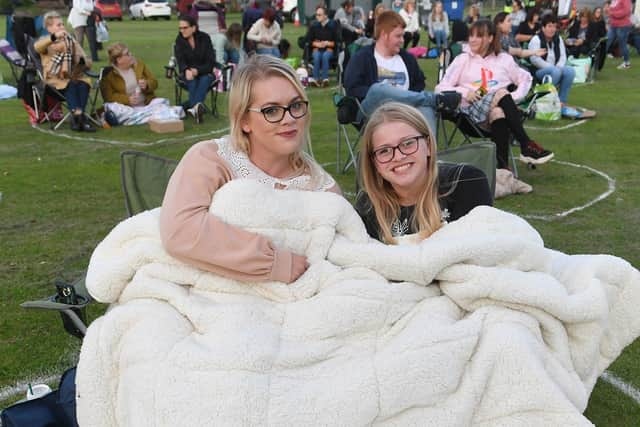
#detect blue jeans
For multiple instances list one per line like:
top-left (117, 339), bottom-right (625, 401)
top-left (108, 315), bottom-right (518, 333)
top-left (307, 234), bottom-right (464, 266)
top-left (225, 48), bottom-right (240, 64)
top-left (433, 30), bottom-right (447, 50)
top-left (62, 80), bottom-right (90, 112)
top-left (360, 82), bottom-right (437, 135)
top-left (256, 47), bottom-right (280, 57)
top-left (534, 66), bottom-right (575, 104)
top-left (185, 74), bottom-right (214, 108)
top-left (606, 25), bottom-right (632, 63)
top-left (312, 49), bottom-right (333, 80)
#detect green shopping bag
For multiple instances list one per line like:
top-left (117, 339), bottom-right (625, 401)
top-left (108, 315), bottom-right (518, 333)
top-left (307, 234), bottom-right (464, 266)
top-left (533, 75), bottom-right (561, 121)
top-left (567, 56), bottom-right (591, 83)
top-left (284, 57), bottom-right (301, 69)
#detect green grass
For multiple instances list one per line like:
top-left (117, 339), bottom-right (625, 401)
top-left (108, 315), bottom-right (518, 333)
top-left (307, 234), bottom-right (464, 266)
top-left (1, 12), bottom-right (640, 425)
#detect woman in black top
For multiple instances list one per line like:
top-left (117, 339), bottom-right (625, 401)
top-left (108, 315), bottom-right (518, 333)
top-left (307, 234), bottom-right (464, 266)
top-left (566, 8), bottom-right (598, 57)
top-left (515, 7), bottom-right (541, 44)
top-left (175, 14), bottom-right (216, 122)
top-left (355, 102), bottom-right (493, 243)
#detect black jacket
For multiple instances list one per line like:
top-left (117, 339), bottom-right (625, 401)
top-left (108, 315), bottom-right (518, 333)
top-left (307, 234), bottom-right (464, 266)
top-left (568, 20), bottom-right (598, 48)
top-left (174, 30), bottom-right (216, 78)
top-left (343, 44), bottom-right (426, 100)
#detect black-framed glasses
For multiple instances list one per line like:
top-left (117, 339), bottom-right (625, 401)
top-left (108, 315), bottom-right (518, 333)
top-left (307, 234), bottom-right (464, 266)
top-left (247, 100), bottom-right (309, 123)
top-left (371, 135), bottom-right (426, 163)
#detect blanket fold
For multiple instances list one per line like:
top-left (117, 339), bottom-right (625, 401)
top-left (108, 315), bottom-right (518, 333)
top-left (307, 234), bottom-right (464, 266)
top-left (77, 179), bottom-right (640, 427)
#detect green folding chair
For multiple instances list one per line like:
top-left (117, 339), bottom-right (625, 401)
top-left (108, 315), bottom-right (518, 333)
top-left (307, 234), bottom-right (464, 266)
top-left (438, 140), bottom-right (497, 197)
top-left (21, 151), bottom-right (179, 338)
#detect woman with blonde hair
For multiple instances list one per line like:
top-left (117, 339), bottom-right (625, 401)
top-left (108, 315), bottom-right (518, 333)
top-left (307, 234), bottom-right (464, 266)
top-left (399, 0), bottom-right (420, 48)
top-left (428, 1), bottom-right (449, 53)
top-left (355, 102), bottom-right (492, 244)
top-left (160, 55), bottom-right (339, 284)
top-left (35, 11), bottom-right (95, 132)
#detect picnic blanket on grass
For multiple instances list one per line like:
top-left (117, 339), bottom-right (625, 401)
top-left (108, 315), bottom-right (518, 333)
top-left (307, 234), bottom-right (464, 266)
top-left (77, 179), bottom-right (640, 427)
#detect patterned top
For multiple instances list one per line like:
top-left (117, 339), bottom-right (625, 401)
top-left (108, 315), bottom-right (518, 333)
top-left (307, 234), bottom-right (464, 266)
top-left (214, 136), bottom-right (336, 192)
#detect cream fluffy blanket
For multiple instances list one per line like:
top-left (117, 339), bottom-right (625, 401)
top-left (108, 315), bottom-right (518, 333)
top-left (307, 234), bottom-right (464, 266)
top-left (77, 180), bottom-right (640, 427)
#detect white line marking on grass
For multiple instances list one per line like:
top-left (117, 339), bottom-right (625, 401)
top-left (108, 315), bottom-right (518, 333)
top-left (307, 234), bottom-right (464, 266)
top-left (0, 373), bottom-right (59, 402)
top-left (32, 125), bottom-right (230, 147)
top-left (601, 370), bottom-right (640, 405)
top-left (524, 119), bottom-right (587, 131)
top-left (522, 160), bottom-right (616, 221)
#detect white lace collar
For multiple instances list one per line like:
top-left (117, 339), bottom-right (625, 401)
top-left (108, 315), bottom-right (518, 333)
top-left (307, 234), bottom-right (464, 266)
top-left (213, 136), bottom-right (336, 192)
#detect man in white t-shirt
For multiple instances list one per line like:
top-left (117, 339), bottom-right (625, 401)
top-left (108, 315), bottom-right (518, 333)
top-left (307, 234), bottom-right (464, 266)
top-left (344, 10), bottom-right (437, 132)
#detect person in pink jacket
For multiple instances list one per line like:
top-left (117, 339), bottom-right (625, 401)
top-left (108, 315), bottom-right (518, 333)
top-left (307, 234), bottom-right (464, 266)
top-left (436, 20), bottom-right (553, 169)
top-left (159, 55), bottom-right (340, 284)
top-left (605, 0), bottom-right (632, 68)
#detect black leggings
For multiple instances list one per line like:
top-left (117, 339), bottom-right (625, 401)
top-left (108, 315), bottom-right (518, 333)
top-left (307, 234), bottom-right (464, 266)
top-left (457, 94), bottom-right (532, 169)
top-left (491, 95), bottom-right (532, 168)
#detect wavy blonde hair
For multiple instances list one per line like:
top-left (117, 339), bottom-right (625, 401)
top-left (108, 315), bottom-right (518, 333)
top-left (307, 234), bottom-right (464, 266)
top-left (228, 55), bottom-right (320, 182)
top-left (360, 103), bottom-right (442, 244)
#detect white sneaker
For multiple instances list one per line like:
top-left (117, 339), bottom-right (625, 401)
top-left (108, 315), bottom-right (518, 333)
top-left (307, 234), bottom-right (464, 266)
top-left (607, 53), bottom-right (614, 59)
top-left (617, 62), bottom-right (631, 69)
top-left (308, 77), bottom-right (320, 87)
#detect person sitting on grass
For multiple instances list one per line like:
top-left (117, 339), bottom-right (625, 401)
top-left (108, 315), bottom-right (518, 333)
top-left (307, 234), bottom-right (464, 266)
top-left (428, 1), bottom-right (449, 54)
top-left (100, 42), bottom-right (183, 126)
top-left (399, 0), bottom-right (420, 49)
top-left (355, 102), bottom-right (493, 243)
top-left (102, 42), bottom-right (158, 107)
top-left (528, 14), bottom-right (596, 118)
top-left (175, 14), bottom-right (216, 124)
top-left (247, 8), bottom-right (282, 57)
top-left (515, 7), bottom-right (541, 44)
top-left (566, 8), bottom-right (599, 58)
top-left (509, 0), bottom-right (526, 35)
top-left (35, 11), bottom-right (96, 132)
top-left (435, 20), bottom-right (554, 168)
top-left (344, 10), bottom-right (438, 133)
top-left (160, 55), bottom-right (339, 284)
top-left (465, 4), bottom-right (481, 26)
top-left (334, 0), bottom-right (365, 46)
top-left (494, 12), bottom-right (547, 59)
top-left (306, 5), bottom-right (339, 88)
top-left (365, 4), bottom-right (385, 38)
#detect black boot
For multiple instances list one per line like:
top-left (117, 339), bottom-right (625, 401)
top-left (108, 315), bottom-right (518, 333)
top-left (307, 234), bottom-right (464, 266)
top-left (71, 114), bottom-right (82, 131)
top-left (80, 114), bottom-right (96, 133)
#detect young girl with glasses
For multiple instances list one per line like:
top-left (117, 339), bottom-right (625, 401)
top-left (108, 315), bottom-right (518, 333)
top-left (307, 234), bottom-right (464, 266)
top-left (355, 102), bottom-right (492, 244)
top-left (160, 55), bottom-right (339, 284)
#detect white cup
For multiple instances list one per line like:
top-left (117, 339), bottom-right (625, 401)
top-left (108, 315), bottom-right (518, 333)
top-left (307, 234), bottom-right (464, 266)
top-left (26, 384), bottom-right (52, 400)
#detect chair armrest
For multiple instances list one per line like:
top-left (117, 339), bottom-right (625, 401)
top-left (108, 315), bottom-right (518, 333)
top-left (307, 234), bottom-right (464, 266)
top-left (21, 294), bottom-right (91, 311)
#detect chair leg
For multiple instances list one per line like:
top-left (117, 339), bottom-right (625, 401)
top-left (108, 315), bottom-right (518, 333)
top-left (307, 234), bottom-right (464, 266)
top-left (336, 121), bottom-right (342, 174)
top-left (53, 111), bottom-right (73, 130)
top-left (210, 88), bottom-right (218, 117)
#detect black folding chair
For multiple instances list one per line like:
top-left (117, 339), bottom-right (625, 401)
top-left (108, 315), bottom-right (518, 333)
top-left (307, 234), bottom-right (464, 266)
top-left (165, 44), bottom-right (222, 117)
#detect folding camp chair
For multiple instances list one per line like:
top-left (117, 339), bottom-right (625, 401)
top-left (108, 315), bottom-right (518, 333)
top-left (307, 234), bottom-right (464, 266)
top-left (88, 65), bottom-right (113, 118)
top-left (0, 38), bottom-right (26, 83)
top-left (587, 36), bottom-right (607, 82)
top-left (21, 151), bottom-right (179, 339)
top-left (164, 44), bottom-right (222, 117)
top-left (25, 35), bottom-right (100, 129)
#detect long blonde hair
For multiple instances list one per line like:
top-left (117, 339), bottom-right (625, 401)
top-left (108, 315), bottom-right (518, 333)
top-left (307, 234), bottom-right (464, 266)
top-left (360, 103), bottom-right (442, 244)
top-left (228, 55), bottom-right (319, 181)
top-left (431, 1), bottom-right (444, 21)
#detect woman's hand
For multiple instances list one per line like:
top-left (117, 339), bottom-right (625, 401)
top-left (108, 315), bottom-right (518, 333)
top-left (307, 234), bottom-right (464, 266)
top-left (288, 253), bottom-right (309, 283)
top-left (534, 48), bottom-right (547, 56)
top-left (138, 79), bottom-right (147, 90)
top-left (466, 90), bottom-right (481, 103)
